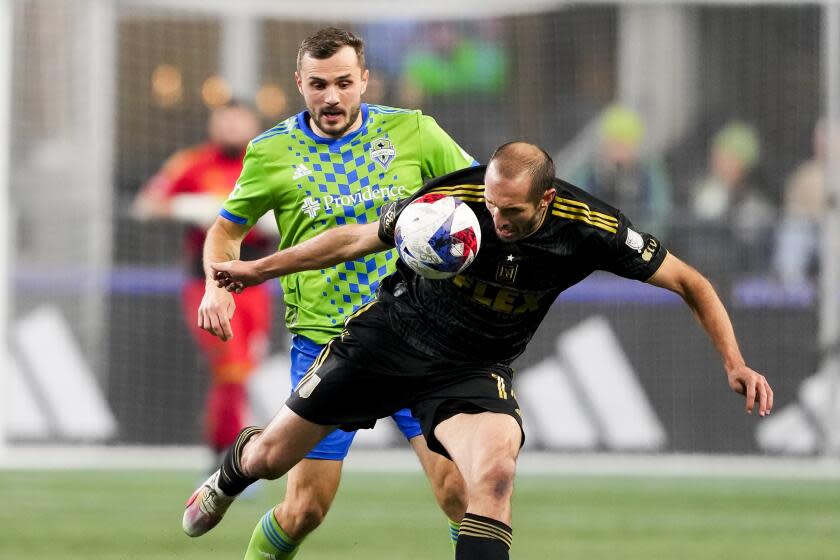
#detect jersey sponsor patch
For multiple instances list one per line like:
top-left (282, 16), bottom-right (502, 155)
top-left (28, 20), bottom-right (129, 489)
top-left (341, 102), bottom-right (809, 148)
top-left (301, 196), bottom-right (321, 218)
top-left (303, 186), bottom-right (407, 220)
top-left (625, 228), bottom-right (644, 252)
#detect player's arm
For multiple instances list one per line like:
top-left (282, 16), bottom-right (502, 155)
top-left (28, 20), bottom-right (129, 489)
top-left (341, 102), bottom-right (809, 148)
top-left (646, 252), bottom-right (773, 416)
top-left (197, 216), bottom-right (250, 341)
top-left (213, 222), bottom-right (388, 293)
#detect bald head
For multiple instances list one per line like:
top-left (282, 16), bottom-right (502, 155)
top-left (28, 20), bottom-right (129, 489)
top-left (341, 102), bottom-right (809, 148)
top-left (488, 142), bottom-right (556, 202)
top-left (484, 142), bottom-right (557, 242)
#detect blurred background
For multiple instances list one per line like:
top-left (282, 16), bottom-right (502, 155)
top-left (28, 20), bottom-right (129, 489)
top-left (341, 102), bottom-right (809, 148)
top-left (3, 0), bottom-right (840, 463)
top-left (3, 2), bottom-right (840, 559)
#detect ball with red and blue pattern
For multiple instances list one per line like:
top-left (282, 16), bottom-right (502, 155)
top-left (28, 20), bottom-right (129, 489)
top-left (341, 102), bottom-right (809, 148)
top-left (395, 194), bottom-right (482, 279)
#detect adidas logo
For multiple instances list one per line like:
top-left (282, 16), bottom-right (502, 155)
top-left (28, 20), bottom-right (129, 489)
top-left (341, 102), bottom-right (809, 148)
top-left (757, 364), bottom-right (840, 454)
top-left (516, 316), bottom-right (666, 451)
top-left (292, 163), bottom-right (312, 180)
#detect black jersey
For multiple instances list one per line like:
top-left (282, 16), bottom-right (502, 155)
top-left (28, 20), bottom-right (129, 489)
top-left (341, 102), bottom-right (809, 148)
top-left (376, 165), bottom-right (667, 364)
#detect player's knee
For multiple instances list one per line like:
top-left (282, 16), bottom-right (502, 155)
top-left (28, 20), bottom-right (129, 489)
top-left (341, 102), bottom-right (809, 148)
top-left (241, 437), bottom-right (283, 479)
top-left (471, 457), bottom-right (516, 502)
top-left (277, 495), bottom-right (329, 537)
top-left (435, 469), bottom-right (468, 520)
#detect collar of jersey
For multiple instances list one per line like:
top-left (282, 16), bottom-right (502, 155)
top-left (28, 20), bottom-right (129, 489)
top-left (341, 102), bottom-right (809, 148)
top-left (296, 103), bottom-right (370, 150)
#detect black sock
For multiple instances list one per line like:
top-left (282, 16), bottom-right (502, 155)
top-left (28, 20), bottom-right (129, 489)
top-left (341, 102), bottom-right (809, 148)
top-left (456, 513), bottom-right (512, 560)
top-left (217, 426), bottom-right (262, 496)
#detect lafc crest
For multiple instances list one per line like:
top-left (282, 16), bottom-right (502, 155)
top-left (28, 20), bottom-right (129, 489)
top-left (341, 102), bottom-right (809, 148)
top-left (496, 254), bottom-right (519, 283)
top-left (370, 137), bottom-right (396, 169)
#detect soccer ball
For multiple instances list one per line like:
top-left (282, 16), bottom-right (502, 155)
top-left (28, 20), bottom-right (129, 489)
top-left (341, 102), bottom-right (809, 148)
top-left (394, 194), bottom-right (482, 279)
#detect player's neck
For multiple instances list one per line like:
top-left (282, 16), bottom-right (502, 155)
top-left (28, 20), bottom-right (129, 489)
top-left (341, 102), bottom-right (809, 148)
top-left (522, 204), bottom-right (550, 240)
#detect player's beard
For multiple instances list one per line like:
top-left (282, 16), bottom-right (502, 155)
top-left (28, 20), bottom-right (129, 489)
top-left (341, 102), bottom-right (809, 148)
top-left (315, 102), bottom-right (362, 138)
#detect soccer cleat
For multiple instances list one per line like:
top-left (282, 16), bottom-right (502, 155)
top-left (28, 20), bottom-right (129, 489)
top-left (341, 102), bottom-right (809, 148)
top-left (182, 470), bottom-right (236, 537)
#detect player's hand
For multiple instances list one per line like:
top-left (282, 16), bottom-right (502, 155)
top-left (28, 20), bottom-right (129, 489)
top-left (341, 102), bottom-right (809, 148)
top-left (211, 260), bottom-right (265, 294)
top-left (726, 364), bottom-right (773, 416)
top-left (197, 284), bottom-right (236, 341)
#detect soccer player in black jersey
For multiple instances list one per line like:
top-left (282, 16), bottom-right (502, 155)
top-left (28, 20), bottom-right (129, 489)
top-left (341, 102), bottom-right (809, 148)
top-left (185, 142), bottom-right (774, 560)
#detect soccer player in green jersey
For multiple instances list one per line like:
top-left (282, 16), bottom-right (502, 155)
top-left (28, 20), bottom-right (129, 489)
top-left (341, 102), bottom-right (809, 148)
top-left (192, 27), bottom-right (477, 558)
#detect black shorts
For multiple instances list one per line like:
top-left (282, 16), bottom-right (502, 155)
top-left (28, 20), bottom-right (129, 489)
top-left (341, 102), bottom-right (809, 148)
top-left (286, 301), bottom-right (524, 458)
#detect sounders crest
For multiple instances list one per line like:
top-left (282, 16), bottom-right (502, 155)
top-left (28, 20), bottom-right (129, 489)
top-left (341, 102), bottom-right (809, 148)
top-left (370, 137), bottom-right (396, 169)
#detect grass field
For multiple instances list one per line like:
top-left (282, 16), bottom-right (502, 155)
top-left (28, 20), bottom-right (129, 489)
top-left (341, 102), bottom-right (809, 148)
top-left (1, 470), bottom-right (838, 559)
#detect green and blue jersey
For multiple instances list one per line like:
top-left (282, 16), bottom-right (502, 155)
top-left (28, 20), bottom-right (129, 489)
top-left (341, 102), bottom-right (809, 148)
top-left (222, 103), bottom-right (477, 343)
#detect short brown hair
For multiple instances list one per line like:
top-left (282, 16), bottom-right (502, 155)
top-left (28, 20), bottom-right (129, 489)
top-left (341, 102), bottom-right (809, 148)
top-left (489, 142), bottom-right (556, 201)
top-left (297, 27), bottom-right (365, 70)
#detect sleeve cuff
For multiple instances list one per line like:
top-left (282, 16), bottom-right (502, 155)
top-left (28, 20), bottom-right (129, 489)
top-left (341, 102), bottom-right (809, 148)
top-left (220, 208), bottom-right (248, 225)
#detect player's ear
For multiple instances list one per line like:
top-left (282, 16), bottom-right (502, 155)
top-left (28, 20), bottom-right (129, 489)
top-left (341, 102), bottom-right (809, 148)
top-left (360, 68), bottom-right (369, 95)
top-left (541, 187), bottom-right (556, 208)
top-left (294, 71), bottom-right (304, 94)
